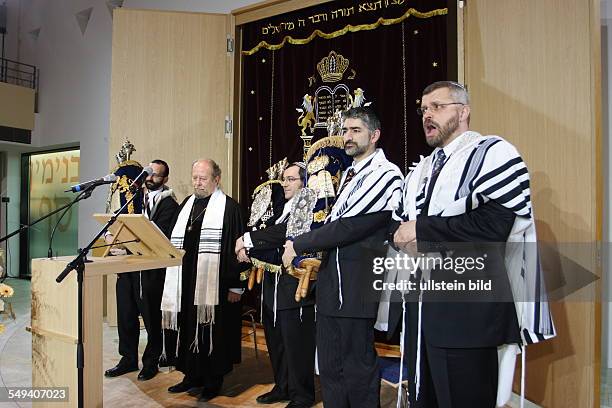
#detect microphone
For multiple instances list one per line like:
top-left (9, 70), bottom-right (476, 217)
top-left (129, 166), bottom-right (153, 193)
top-left (66, 174), bottom-right (117, 193)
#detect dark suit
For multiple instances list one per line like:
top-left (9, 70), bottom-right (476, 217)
top-left (249, 222), bottom-right (316, 406)
top-left (388, 201), bottom-right (520, 408)
top-left (293, 211), bottom-right (391, 408)
top-left (116, 188), bottom-right (178, 370)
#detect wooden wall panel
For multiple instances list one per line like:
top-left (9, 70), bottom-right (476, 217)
top-left (110, 9), bottom-right (234, 201)
top-left (464, 1), bottom-right (601, 406)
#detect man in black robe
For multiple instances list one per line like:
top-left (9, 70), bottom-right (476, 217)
top-left (162, 159), bottom-right (248, 402)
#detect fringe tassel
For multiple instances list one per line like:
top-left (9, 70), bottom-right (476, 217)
top-left (397, 298), bottom-right (406, 408)
top-left (273, 272), bottom-right (280, 327)
top-left (209, 324), bottom-right (214, 356)
top-left (190, 323), bottom-right (200, 353)
top-left (260, 270), bottom-right (264, 324)
top-left (162, 311), bottom-right (178, 331)
top-left (336, 248), bottom-right (343, 309)
top-left (161, 329), bottom-right (166, 362)
top-left (415, 294), bottom-right (423, 401)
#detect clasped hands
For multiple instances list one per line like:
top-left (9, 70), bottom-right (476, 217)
top-left (393, 220), bottom-right (418, 256)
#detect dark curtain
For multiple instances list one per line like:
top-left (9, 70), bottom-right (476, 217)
top-left (240, 0), bottom-right (454, 209)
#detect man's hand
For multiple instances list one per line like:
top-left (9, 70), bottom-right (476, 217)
top-left (282, 240), bottom-right (297, 268)
top-left (393, 221), bottom-right (417, 245)
top-left (104, 233), bottom-right (115, 245)
top-left (393, 221), bottom-right (418, 255)
top-left (237, 248), bottom-right (250, 263)
top-left (235, 236), bottom-right (245, 255)
top-left (227, 291), bottom-right (242, 303)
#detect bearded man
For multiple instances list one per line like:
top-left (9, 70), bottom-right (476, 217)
top-left (383, 81), bottom-right (555, 407)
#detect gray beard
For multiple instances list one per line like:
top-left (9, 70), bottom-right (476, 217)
top-left (194, 190), bottom-right (211, 199)
top-left (426, 114), bottom-right (459, 148)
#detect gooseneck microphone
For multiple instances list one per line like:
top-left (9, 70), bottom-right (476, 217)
top-left (66, 174), bottom-right (117, 193)
top-left (129, 166), bottom-right (154, 193)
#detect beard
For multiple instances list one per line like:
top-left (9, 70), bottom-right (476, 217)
top-left (193, 188), bottom-right (212, 199)
top-left (145, 180), bottom-right (163, 191)
top-left (424, 112), bottom-right (459, 148)
top-left (344, 141), bottom-right (368, 157)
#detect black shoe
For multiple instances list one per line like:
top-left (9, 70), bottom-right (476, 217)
top-left (104, 363), bottom-right (138, 378)
top-left (137, 366), bottom-right (158, 381)
top-left (256, 390), bottom-right (290, 404)
top-left (168, 380), bottom-right (195, 393)
top-left (198, 388), bottom-right (220, 402)
top-left (285, 402), bottom-right (312, 408)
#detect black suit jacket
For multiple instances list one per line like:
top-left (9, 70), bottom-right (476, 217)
top-left (249, 223), bottom-right (315, 311)
top-left (387, 200), bottom-right (521, 348)
top-left (293, 211), bottom-right (392, 319)
top-left (149, 193), bottom-right (179, 238)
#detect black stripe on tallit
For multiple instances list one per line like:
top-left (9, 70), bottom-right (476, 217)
top-left (471, 157), bottom-right (524, 191)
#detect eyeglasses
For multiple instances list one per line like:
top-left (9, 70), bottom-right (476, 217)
top-left (281, 176), bottom-right (300, 183)
top-left (417, 102), bottom-right (464, 116)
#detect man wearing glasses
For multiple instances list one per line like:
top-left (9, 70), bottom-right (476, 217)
top-left (236, 162), bottom-right (316, 408)
top-left (386, 81), bottom-right (555, 407)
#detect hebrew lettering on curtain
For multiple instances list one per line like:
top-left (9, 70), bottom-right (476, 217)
top-left (240, 0), bottom-right (454, 207)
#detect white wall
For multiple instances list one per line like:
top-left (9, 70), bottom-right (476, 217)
top-left (3, 0), bottom-right (255, 250)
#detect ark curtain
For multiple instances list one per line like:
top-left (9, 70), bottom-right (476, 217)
top-left (240, 0), bottom-right (454, 213)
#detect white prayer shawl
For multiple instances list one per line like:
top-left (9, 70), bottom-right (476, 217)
top-left (387, 131), bottom-right (555, 407)
top-left (329, 148), bottom-right (403, 222)
top-left (328, 148), bottom-right (403, 308)
top-left (161, 188), bottom-right (226, 354)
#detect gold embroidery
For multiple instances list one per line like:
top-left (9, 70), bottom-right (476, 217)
top-left (242, 8), bottom-right (448, 55)
top-left (313, 210), bottom-right (328, 223)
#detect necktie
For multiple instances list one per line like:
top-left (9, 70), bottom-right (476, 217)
top-left (425, 150), bottom-right (447, 201)
top-left (336, 167), bottom-right (356, 198)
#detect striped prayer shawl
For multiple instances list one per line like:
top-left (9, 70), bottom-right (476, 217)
top-left (328, 148), bottom-right (403, 308)
top-left (397, 131), bottom-right (555, 405)
top-left (329, 148), bottom-right (403, 222)
top-left (161, 189), bottom-right (226, 354)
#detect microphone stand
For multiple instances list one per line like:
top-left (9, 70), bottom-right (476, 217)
top-left (47, 186), bottom-right (95, 259)
top-left (55, 188), bottom-right (142, 408)
top-left (0, 186), bottom-right (95, 244)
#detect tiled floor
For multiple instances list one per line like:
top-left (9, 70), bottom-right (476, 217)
top-left (0, 278), bottom-right (404, 407)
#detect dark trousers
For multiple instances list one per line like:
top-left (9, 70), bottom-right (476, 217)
top-left (262, 305), bottom-right (316, 406)
top-left (317, 314), bottom-right (380, 408)
top-left (405, 310), bottom-right (498, 407)
top-left (116, 269), bottom-right (165, 369)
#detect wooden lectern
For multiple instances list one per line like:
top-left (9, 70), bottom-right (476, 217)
top-left (30, 214), bottom-right (184, 407)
